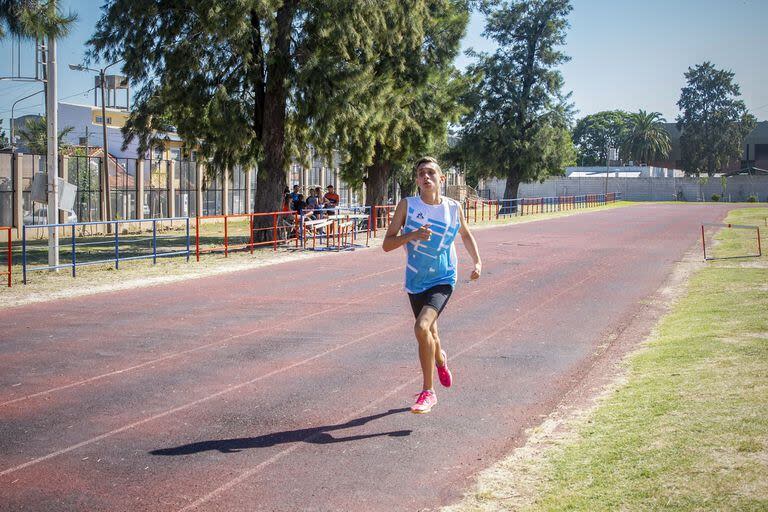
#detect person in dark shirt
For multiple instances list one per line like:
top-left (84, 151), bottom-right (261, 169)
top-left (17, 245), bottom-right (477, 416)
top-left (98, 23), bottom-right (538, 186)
top-left (292, 193), bottom-right (307, 213)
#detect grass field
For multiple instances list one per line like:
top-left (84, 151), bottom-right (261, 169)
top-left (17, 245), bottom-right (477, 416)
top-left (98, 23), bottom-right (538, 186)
top-left (449, 207), bottom-right (768, 512)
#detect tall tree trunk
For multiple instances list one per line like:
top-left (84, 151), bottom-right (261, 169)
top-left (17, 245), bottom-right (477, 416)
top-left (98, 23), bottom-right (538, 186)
top-left (365, 144), bottom-right (392, 225)
top-left (364, 146), bottom-right (391, 226)
top-left (501, 169), bottom-right (521, 214)
top-left (253, 4), bottom-right (294, 241)
top-left (365, 159), bottom-right (391, 208)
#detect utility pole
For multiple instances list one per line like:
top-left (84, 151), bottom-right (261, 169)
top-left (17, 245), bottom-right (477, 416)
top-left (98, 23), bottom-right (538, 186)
top-left (100, 69), bottom-right (112, 226)
top-left (46, 30), bottom-right (59, 269)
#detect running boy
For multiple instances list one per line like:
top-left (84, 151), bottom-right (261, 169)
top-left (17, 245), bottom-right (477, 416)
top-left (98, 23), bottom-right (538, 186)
top-left (382, 157), bottom-right (482, 414)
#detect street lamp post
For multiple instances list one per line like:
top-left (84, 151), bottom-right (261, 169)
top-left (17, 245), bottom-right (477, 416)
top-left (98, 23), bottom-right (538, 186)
top-left (10, 89), bottom-right (44, 150)
top-left (69, 60), bottom-right (122, 224)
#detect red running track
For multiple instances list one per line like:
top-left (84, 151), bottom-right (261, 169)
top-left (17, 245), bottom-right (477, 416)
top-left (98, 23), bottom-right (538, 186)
top-left (0, 203), bottom-right (731, 511)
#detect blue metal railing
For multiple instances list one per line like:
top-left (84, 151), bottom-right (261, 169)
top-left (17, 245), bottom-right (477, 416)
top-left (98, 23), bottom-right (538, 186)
top-left (22, 217), bottom-right (191, 283)
top-left (486, 192), bottom-right (623, 217)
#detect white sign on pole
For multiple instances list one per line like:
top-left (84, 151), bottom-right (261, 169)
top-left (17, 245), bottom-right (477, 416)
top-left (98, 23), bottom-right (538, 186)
top-left (30, 172), bottom-right (77, 212)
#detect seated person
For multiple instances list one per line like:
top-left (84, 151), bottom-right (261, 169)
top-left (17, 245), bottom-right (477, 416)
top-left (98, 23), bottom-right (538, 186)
top-left (290, 185), bottom-right (301, 205)
top-left (323, 185), bottom-right (340, 216)
top-left (312, 186), bottom-right (326, 217)
top-left (292, 193), bottom-right (308, 214)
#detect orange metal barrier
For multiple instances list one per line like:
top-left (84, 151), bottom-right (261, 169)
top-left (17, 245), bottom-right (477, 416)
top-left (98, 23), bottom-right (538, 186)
top-left (372, 205), bottom-right (396, 237)
top-left (195, 211), bottom-right (300, 261)
top-left (1, 227), bottom-right (10, 287)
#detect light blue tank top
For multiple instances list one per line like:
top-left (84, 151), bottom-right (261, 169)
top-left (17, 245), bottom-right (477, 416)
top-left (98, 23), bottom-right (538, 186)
top-left (402, 196), bottom-right (461, 294)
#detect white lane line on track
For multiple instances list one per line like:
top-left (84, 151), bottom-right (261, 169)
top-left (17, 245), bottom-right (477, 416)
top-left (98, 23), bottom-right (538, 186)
top-left (0, 323), bottom-right (405, 478)
top-left (0, 267), bottom-right (402, 408)
top-left (176, 263), bottom-right (610, 511)
top-left (0, 252), bottom-right (560, 477)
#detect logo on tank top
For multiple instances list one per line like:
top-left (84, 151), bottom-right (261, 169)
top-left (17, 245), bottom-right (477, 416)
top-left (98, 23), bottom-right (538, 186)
top-left (416, 212), bottom-right (424, 219)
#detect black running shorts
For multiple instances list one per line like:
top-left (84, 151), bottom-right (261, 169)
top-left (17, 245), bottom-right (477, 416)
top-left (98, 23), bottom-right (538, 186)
top-left (408, 284), bottom-right (454, 318)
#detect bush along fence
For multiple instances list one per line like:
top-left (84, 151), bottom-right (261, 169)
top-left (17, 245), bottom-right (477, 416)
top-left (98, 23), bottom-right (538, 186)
top-left (8, 192), bottom-right (620, 285)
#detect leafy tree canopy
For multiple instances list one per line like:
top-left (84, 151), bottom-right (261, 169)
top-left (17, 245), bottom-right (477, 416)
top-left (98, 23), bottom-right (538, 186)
top-left (572, 110), bottom-right (631, 165)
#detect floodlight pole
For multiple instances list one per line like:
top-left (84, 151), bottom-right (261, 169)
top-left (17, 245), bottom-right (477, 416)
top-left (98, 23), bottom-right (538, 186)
top-left (69, 60), bottom-right (122, 230)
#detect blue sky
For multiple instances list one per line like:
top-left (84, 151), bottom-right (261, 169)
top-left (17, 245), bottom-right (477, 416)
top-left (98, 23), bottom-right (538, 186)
top-left (2, 0), bottom-right (767, 131)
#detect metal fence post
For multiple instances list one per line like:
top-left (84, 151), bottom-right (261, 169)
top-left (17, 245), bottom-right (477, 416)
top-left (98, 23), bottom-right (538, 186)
top-left (72, 224), bottom-right (76, 278)
top-left (224, 215), bottom-right (229, 257)
top-left (273, 213), bottom-right (278, 251)
top-left (152, 220), bottom-right (157, 264)
top-left (4, 228), bottom-right (11, 287)
top-left (114, 221), bottom-right (120, 269)
top-left (22, 225), bottom-right (27, 284)
top-left (249, 214), bottom-right (254, 255)
top-left (186, 218), bottom-right (190, 262)
top-left (195, 216), bottom-right (200, 262)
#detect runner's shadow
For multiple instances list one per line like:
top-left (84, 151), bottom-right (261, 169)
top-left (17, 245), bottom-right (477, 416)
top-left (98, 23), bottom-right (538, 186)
top-left (150, 407), bottom-right (411, 456)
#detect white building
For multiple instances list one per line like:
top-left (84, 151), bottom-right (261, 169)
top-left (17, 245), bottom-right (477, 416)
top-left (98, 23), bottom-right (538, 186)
top-left (565, 165), bottom-right (684, 178)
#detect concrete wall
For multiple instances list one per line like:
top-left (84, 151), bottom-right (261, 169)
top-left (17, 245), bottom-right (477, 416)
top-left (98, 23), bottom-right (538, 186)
top-left (480, 176), bottom-right (768, 202)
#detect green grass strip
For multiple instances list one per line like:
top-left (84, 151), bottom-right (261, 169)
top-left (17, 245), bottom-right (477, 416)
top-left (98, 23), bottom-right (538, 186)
top-left (528, 207), bottom-right (768, 511)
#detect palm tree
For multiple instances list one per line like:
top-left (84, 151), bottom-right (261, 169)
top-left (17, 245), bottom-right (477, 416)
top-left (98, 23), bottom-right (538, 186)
top-left (18, 116), bottom-right (73, 154)
top-left (622, 110), bottom-right (672, 164)
top-left (0, 120), bottom-right (9, 149)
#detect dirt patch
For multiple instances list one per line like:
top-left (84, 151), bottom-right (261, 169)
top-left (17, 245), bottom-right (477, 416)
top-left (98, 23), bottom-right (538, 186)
top-left (443, 248), bottom-right (704, 511)
top-left (1, 242), bottom-right (381, 309)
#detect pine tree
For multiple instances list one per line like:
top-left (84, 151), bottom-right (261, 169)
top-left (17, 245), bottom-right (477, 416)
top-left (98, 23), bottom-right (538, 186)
top-left (89, 1), bottom-right (405, 224)
top-left (0, 0), bottom-right (76, 39)
top-left (676, 62), bottom-right (756, 176)
top-left (457, 0), bottom-right (575, 201)
top-left (308, 0), bottom-right (470, 208)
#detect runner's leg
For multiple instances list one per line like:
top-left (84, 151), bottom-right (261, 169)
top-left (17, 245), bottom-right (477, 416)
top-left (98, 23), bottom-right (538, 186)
top-left (431, 321), bottom-right (445, 366)
top-left (414, 306), bottom-right (439, 391)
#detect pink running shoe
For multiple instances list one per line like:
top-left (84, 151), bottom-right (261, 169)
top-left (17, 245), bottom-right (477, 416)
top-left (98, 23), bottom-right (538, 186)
top-left (436, 350), bottom-right (452, 388)
top-left (411, 390), bottom-right (437, 414)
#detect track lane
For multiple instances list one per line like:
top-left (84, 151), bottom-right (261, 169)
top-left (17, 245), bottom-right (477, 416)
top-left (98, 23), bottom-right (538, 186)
top-left (0, 203), bottom-right (734, 511)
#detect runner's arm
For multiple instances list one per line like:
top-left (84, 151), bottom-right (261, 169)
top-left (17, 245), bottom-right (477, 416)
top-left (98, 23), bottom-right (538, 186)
top-left (458, 206), bottom-right (482, 280)
top-left (382, 200), bottom-right (431, 252)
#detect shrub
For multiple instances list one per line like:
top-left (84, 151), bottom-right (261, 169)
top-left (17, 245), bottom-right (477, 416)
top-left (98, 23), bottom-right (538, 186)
top-left (747, 195), bottom-right (757, 203)
top-left (711, 194), bottom-right (721, 202)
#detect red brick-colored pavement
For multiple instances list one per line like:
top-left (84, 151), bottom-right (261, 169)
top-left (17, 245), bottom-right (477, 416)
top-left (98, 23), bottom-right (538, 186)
top-left (0, 204), bottom-right (731, 511)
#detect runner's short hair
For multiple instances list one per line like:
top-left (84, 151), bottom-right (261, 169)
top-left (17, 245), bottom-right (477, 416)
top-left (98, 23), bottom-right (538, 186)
top-left (414, 156), bottom-right (442, 174)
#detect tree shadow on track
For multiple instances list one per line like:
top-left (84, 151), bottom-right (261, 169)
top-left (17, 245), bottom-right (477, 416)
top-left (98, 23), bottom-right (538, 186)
top-left (149, 407), bottom-right (411, 456)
